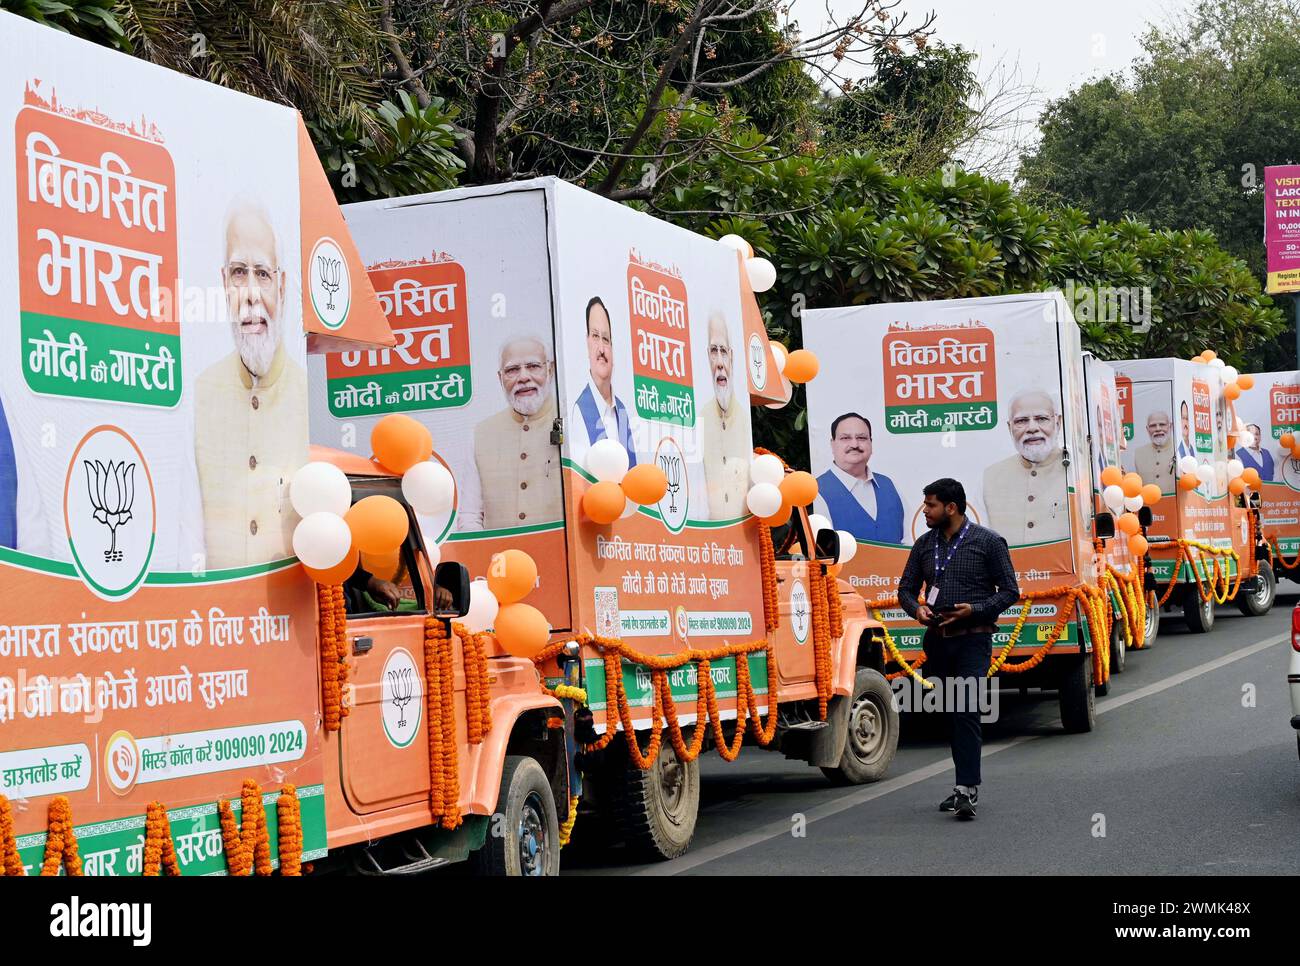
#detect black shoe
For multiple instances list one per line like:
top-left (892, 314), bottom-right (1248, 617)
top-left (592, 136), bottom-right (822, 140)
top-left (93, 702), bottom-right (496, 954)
top-left (955, 791), bottom-right (977, 820)
top-left (939, 787), bottom-right (978, 812)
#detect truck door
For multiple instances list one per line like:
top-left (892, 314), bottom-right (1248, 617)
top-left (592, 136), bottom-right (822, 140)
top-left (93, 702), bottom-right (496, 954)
top-left (768, 513), bottom-right (817, 689)
top-left (337, 479), bottom-right (444, 815)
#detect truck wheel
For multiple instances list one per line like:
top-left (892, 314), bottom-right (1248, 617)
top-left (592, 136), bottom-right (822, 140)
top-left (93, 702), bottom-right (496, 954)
top-left (1236, 560), bottom-right (1276, 617)
top-left (1182, 590), bottom-right (1215, 633)
top-left (609, 738), bottom-right (699, 861)
top-left (822, 667), bottom-right (899, 785)
top-left (1109, 618), bottom-right (1126, 675)
top-left (1142, 590), bottom-right (1160, 648)
top-left (1058, 654), bottom-right (1096, 733)
top-left (470, 755), bottom-right (560, 876)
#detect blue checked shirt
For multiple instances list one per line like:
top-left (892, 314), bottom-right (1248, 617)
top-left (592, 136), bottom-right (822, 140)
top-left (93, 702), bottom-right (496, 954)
top-left (897, 522), bottom-right (1020, 627)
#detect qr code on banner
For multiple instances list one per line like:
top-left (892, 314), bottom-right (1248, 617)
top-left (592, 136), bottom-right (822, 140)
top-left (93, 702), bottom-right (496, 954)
top-left (594, 586), bottom-right (620, 637)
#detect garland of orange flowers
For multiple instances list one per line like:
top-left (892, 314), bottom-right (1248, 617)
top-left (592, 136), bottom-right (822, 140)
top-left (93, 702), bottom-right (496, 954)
top-left (759, 521), bottom-right (780, 633)
top-left (422, 617), bottom-right (461, 829)
top-left (333, 585), bottom-right (351, 720)
top-left (807, 562), bottom-right (834, 720)
top-left (825, 564), bottom-right (845, 641)
top-left (1154, 539), bottom-right (1241, 607)
top-left (143, 801), bottom-right (180, 876)
top-left (1267, 532), bottom-right (1300, 569)
top-left (533, 633), bottom-right (779, 768)
top-left (39, 796), bottom-right (82, 877)
top-left (452, 623), bottom-right (493, 745)
top-left (0, 795), bottom-right (24, 876)
top-left (558, 795), bottom-right (580, 848)
top-left (276, 784), bottom-right (303, 876)
top-left (218, 779), bottom-right (272, 876)
top-left (318, 584), bottom-right (344, 732)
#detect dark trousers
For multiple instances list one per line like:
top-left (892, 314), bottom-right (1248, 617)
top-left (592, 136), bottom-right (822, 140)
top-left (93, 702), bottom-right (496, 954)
top-left (923, 630), bottom-right (993, 788)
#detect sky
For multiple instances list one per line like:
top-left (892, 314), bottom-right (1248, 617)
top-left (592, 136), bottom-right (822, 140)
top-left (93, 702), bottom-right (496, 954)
top-left (809, 0), bottom-right (1198, 178)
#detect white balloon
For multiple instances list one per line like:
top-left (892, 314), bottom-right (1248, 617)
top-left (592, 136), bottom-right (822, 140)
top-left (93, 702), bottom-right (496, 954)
top-left (585, 438), bottom-right (630, 483)
top-left (1123, 495), bottom-right (1143, 512)
top-left (463, 578), bottom-right (500, 634)
top-left (764, 369), bottom-right (793, 409)
top-left (807, 513), bottom-right (833, 537)
top-left (836, 530), bottom-right (858, 564)
top-left (1177, 455), bottom-right (1199, 475)
top-left (717, 233), bottom-right (753, 257)
top-left (290, 462), bottom-right (352, 519)
top-left (292, 512), bottom-right (352, 570)
top-left (750, 453), bottom-right (785, 487)
top-left (1238, 431), bottom-right (1256, 449)
top-left (1102, 484), bottom-right (1125, 513)
top-left (620, 497), bottom-right (639, 519)
top-left (746, 482), bottom-right (783, 518)
top-left (1210, 358), bottom-right (1226, 369)
top-left (424, 539), bottom-right (441, 569)
top-left (401, 460), bottom-right (455, 515)
top-left (770, 343), bottom-right (788, 371)
top-left (1199, 463), bottom-right (1214, 486)
top-left (745, 257), bottom-right (777, 293)
top-left (1221, 366), bottom-right (1238, 384)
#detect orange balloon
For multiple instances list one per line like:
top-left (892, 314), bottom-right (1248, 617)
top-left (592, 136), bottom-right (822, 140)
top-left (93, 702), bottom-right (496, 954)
top-left (1117, 512), bottom-right (1141, 535)
top-left (1128, 534), bottom-right (1149, 557)
top-left (303, 545), bottom-right (359, 586)
top-left (371, 414), bottom-right (433, 475)
top-left (1140, 483), bottom-right (1161, 506)
top-left (487, 549), bottom-right (538, 605)
top-left (360, 548), bottom-right (402, 581)
top-left (345, 495), bottom-right (410, 554)
top-left (1282, 432), bottom-right (1296, 449)
top-left (1099, 465), bottom-right (1123, 487)
top-left (1224, 383), bottom-right (1241, 400)
top-left (1121, 473), bottom-right (1143, 498)
top-left (1202, 349), bottom-right (1216, 361)
top-left (780, 471), bottom-right (819, 507)
top-left (760, 501), bottom-right (793, 527)
top-left (583, 480), bottom-right (625, 524)
top-left (1179, 474), bottom-right (1199, 491)
top-left (1292, 444), bottom-right (1300, 459)
top-left (1228, 477), bottom-right (1246, 495)
top-left (783, 349), bottom-right (820, 383)
top-left (493, 603), bottom-right (551, 659)
top-left (1241, 468), bottom-right (1261, 488)
top-left (622, 463), bottom-right (668, 505)
top-left (1237, 373), bottom-right (1255, 390)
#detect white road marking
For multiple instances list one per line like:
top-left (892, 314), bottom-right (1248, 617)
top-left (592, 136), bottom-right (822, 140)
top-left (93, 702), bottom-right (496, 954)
top-left (634, 632), bottom-right (1288, 876)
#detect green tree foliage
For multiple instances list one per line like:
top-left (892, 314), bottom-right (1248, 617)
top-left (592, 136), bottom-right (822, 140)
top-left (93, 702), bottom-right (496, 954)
top-left (657, 153), bottom-right (1283, 464)
top-left (1017, 0), bottom-right (1300, 365)
top-left (1, 0), bottom-right (126, 49)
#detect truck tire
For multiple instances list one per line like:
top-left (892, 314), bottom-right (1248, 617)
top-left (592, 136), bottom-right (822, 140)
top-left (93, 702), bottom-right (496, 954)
top-left (1143, 590), bottom-right (1160, 648)
top-left (1182, 590), bottom-right (1215, 633)
top-left (822, 668), bottom-right (899, 785)
top-left (470, 755), bottom-right (560, 876)
top-left (1058, 653), bottom-right (1095, 733)
top-left (1236, 560), bottom-right (1276, 617)
top-left (608, 738), bottom-right (700, 861)
top-left (1109, 617), bottom-right (1126, 675)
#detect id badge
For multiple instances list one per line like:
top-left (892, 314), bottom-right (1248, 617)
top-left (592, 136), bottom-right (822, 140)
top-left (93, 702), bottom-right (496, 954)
top-left (926, 586), bottom-right (939, 606)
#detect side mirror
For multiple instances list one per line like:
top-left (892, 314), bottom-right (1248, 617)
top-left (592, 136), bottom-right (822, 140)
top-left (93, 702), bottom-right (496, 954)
top-left (1094, 512), bottom-right (1115, 539)
top-left (1137, 506), bottom-right (1153, 527)
top-left (433, 561), bottom-right (471, 618)
top-left (815, 528), bottom-right (841, 563)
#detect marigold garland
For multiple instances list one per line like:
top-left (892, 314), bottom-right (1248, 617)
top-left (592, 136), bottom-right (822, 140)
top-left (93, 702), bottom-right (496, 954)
top-left (534, 633), bottom-right (779, 769)
top-left (143, 801), bottom-right (180, 876)
top-left (558, 795), bottom-right (580, 848)
top-left (452, 623), bottom-right (493, 745)
top-left (318, 584), bottom-right (343, 732)
top-left (422, 618), bottom-right (461, 829)
top-left (39, 795), bottom-right (82, 877)
top-left (825, 564), bottom-right (845, 642)
top-left (276, 784), bottom-right (303, 876)
top-left (1153, 538), bottom-right (1240, 607)
top-left (218, 779), bottom-right (272, 876)
top-left (807, 562), bottom-right (834, 720)
top-left (759, 521), bottom-right (780, 633)
top-left (1267, 532), bottom-right (1300, 569)
top-left (0, 795), bottom-right (25, 876)
top-left (333, 585), bottom-right (351, 720)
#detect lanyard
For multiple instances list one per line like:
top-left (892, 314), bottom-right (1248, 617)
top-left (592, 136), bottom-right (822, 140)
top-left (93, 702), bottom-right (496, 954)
top-left (933, 522), bottom-right (970, 587)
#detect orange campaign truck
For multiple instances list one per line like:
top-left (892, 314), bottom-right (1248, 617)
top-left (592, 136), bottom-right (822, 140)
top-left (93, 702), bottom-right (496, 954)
top-left (0, 12), bottom-right (576, 878)
top-left (1236, 371), bottom-right (1300, 586)
top-left (1109, 358), bottom-right (1273, 631)
top-left (802, 293), bottom-right (1132, 733)
top-left (313, 179), bottom-right (899, 861)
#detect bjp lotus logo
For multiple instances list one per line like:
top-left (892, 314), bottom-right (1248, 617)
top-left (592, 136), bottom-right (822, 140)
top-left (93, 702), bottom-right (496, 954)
top-left (84, 459), bottom-right (135, 562)
top-left (64, 426), bottom-right (156, 602)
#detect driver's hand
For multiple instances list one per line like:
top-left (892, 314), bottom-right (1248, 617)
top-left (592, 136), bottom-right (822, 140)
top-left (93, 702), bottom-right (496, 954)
top-left (434, 586), bottom-right (454, 611)
top-left (367, 576), bottom-right (401, 610)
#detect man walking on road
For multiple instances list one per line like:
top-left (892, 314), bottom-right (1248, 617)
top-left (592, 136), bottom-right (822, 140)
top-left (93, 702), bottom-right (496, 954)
top-left (897, 478), bottom-right (1019, 820)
